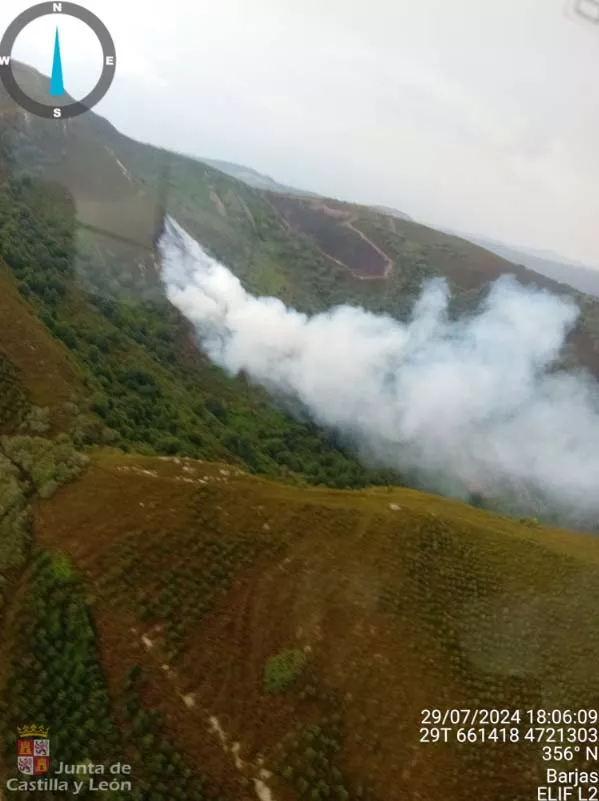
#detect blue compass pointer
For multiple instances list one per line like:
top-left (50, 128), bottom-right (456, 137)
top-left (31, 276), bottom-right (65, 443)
top-left (49, 27), bottom-right (64, 96)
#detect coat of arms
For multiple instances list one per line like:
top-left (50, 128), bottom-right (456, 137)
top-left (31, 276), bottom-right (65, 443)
top-left (17, 724), bottom-right (50, 775)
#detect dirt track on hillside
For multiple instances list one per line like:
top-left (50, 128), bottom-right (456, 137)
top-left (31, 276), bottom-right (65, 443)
top-left (265, 194), bottom-right (393, 280)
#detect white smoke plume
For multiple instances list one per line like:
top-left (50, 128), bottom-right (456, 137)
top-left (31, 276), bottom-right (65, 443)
top-left (159, 217), bottom-right (599, 529)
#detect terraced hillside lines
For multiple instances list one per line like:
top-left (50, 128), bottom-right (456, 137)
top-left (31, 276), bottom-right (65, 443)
top-left (32, 450), bottom-right (599, 801)
top-left (0, 262), bottom-right (84, 434)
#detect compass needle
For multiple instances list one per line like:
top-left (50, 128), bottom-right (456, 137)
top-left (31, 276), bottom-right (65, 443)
top-left (49, 27), bottom-right (64, 97)
top-left (0, 2), bottom-right (116, 119)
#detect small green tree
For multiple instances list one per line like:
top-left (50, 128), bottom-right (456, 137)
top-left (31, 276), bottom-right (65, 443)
top-left (264, 648), bottom-right (306, 694)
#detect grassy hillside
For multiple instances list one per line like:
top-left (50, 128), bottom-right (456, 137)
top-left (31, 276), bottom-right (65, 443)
top-left (0, 449), bottom-right (594, 800)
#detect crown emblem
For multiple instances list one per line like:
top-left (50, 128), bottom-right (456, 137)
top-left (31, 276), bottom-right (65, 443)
top-left (18, 724), bottom-right (49, 739)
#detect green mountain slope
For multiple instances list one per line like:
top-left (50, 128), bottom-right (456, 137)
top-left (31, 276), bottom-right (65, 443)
top-left (0, 450), bottom-right (595, 801)
top-left (0, 172), bottom-right (399, 489)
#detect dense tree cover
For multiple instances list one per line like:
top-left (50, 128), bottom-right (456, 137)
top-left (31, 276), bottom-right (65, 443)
top-left (272, 720), bottom-right (369, 801)
top-left (0, 434), bottom-right (87, 613)
top-left (1, 435), bottom-right (88, 499)
top-left (0, 178), bottom-right (72, 312)
top-left (0, 174), bottom-right (403, 489)
top-left (0, 353), bottom-right (30, 431)
top-left (0, 549), bottom-right (125, 800)
top-left (0, 450), bottom-right (31, 612)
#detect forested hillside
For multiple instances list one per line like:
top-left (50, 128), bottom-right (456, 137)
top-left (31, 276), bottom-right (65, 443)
top-left (0, 170), bottom-right (400, 490)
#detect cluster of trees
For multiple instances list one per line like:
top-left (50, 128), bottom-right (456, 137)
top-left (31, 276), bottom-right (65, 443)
top-left (0, 178), bottom-right (72, 313)
top-left (1, 434), bottom-right (88, 500)
top-left (1, 549), bottom-right (123, 796)
top-left (19, 405), bottom-right (51, 436)
top-left (0, 432), bottom-right (87, 614)
top-left (264, 648), bottom-right (306, 694)
top-left (0, 450), bottom-right (31, 612)
top-left (274, 721), bottom-right (365, 801)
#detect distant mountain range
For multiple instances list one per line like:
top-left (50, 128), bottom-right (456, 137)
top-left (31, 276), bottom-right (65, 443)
top-left (466, 236), bottom-right (599, 298)
top-left (431, 227), bottom-right (599, 298)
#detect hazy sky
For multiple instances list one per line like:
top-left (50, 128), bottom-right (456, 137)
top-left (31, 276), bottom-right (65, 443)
top-left (4, 0), bottom-right (599, 265)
